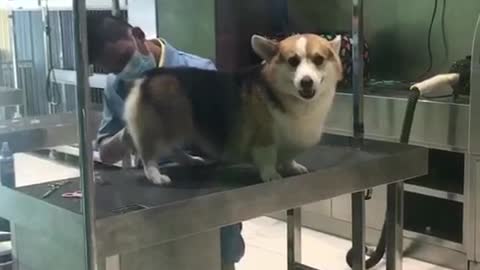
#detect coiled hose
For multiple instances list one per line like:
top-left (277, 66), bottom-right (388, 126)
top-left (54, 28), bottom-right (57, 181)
top-left (345, 87), bottom-right (421, 269)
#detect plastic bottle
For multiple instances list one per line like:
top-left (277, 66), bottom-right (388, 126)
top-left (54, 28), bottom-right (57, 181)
top-left (0, 142), bottom-right (15, 188)
top-left (0, 142), bottom-right (14, 234)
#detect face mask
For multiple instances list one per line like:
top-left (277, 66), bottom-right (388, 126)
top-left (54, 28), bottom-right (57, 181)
top-left (117, 40), bottom-right (156, 81)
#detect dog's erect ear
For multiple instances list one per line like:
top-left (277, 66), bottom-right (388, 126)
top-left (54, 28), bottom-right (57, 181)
top-left (329, 35), bottom-right (342, 56)
top-left (251, 35), bottom-right (279, 61)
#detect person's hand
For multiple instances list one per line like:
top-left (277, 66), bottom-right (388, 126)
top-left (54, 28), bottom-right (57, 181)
top-left (120, 128), bottom-right (134, 149)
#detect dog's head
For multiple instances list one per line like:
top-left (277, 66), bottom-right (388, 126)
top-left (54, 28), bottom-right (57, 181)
top-left (252, 34), bottom-right (343, 101)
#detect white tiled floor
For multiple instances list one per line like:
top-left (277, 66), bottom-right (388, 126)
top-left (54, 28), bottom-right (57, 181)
top-left (238, 217), bottom-right (452, 270)
top-left (13, 153), bottom-right (452, 270)
top-left (14, 153), bottom-right (79, 187)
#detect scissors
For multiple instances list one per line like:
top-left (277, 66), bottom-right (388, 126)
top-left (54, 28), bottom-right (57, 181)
top-left (62, 190), bottom-right (83, 198)
top-left (42, 181), bottom-right (71, 198)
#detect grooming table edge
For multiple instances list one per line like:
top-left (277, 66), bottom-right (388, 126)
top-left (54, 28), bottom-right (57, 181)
top-left (0, 139), bottom-right (428, 263)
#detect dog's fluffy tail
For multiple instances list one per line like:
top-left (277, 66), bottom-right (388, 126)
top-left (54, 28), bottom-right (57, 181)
top-left (123, 78), bottom-right (145, 148)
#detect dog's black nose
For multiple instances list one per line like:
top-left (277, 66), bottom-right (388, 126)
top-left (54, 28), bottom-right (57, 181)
top-left (300, 77), bottom-right (313, 89)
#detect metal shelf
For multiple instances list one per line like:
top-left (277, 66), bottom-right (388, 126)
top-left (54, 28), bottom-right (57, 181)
top-left (404, 184), bottom-right (464, 203)
top-left (50, 68), bottom-right (471, 153)
top-left (325, 90), bottom-right (469, 153)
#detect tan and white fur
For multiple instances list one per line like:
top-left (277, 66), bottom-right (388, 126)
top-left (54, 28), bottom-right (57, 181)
top-left (124, 34), bottom-right (343, 185)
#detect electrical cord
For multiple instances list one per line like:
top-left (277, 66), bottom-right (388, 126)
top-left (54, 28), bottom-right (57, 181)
top-left (417, 0), bottom-right (439, 81)
top-left (441, 0), bottom-right (449, 60)
top-left (345, 87), bottom-right (421, 269)
top-left (44, 0), bottom-right (61, 110)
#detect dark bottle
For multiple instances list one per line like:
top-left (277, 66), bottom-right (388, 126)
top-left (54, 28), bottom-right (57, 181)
top-left (0, 142), bottom-right (15, 188)
top-left (0, 142), bottom-right (14, 234)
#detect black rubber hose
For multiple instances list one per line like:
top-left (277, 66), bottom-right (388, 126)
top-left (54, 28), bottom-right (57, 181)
top-left (345, 87), bottom-right (421, 269)
top-left (346, 222), bottom-right (386, 269)
top-left (400, 87), bottom-right (421, 144)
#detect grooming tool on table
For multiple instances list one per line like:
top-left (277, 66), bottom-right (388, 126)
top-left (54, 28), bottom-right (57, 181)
top-left (42, 180), bottom-right (71, 198)
top-left (61, 190), bottom-right (83, 199)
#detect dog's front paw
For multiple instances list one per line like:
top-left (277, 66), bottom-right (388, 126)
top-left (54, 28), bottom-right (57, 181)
top-left (279, 160), bottom-right (309, 176)
top-left (260, 168), bottom-right (282, 182)
top-left (149, 173), bottom-right (172, 185)
top-left (145, 166), bottom-right (171, 185)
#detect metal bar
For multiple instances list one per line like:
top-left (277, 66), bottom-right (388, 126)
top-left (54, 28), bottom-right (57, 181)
top-left (468, 16), bottom-right (480, 155)
top-left (351, 191), bottom-right (366, 270)
top-left (111, 0), bottom-right (121, 17)
top-left (52, 69), bottom-right (108, 89)
top-left (40, 0), bottom-right (56, 114)
top-left (404, 183), bottom-right (463, 203)
top-left (56, 11), bottom-right (68, 113)
top-left (7, 10), bottom-right (21, 116)
top-left (292, 262), bottom-right (319, 270)
top-left (287, 208), bottom-right (302, 270)
top-left (386, 182), bottom-right (404, 270)
top-left (469, 260), bottom-right (480, 270)
top-left (465, 14), bottom-right (480, 263)
top-left (351, 0), bottom-right (365, 147)
top-left (72, 0), bottom-right (97, 269)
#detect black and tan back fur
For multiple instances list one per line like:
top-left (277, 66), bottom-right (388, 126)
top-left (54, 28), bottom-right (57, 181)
top-left (124, 34), bottom-right (343, 185)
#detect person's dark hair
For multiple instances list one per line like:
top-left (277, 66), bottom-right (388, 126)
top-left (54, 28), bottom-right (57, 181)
top-left (87, 14), bottom-right (132, 62)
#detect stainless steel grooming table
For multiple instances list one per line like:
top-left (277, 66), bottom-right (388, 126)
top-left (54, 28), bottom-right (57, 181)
top-left (0, 138), bottom-right (427, 270)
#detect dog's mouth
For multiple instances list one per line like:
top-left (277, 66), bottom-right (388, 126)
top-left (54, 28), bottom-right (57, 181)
top-left (298, 89), bottom-right (316, 99)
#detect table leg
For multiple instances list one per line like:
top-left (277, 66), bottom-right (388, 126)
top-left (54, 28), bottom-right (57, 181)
top-left (287, 208), bottom-right (302, 270)
top-left (352, 191), bottom-right (366, 270)
top-left (386, 182), bottom-right (404, 270)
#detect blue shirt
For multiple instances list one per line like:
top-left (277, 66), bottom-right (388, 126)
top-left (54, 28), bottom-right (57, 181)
top-left (95, 39), bottom-right (244, 264)
top-left (97, 39), bottom-right (216, 143)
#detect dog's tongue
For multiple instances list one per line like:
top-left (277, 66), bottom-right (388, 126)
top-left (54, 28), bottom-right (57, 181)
top-left (299, 89), bottom-right (315, 99)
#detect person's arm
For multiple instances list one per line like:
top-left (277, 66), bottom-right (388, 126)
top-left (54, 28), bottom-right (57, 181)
top-left (96, 77), bottom-right (132, 164)
top-left (98, 128), bottom-right (132, 164)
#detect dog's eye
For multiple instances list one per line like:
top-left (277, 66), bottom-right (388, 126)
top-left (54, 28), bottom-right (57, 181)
top-left (313, 55), bottom-right (324, 66)
top-left (287, 56), bottom-right (300, 67)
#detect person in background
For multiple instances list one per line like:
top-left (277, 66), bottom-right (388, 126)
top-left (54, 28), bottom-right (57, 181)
top-left (87, 14), bottom-right (244, 270)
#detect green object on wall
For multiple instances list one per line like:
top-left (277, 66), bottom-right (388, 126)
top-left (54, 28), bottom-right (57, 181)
top-left (156, 0), bottom-right (216, 60)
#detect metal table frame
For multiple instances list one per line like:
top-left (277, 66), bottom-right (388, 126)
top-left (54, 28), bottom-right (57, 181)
top-left (47, 1), bottom-right (480, 269)
top-left (0, 140), bottom-right (426, 270)
top-left (69, 0), bottom-right (414, 269)
top-left (465, 14), bottom-right (480, 270)
top-left (286, 183), bottom-right (403, 270)
top-left (0, 1), bottom-right (451, 270)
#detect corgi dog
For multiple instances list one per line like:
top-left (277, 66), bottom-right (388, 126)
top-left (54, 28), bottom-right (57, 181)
top-left (124, 34), bottom-right (343, 185)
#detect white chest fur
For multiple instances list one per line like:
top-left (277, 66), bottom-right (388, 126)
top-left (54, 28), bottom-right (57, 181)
top-left (272, 94), bottom-right (334, 149)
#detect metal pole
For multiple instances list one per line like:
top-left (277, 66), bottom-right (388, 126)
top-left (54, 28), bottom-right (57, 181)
top-left (386, 183), bottom-right (404, 270)
top-left (351, 191), bottom-right (366, 270)
top-left (287, 208), bottom-right (301, 270)
top-left (56, 11), bottom-right (68, 113)
top-left (111, 0), bottom-right (121, 17)
top-left (73, 0), bottom-right (97, 269)
top-left (352, 0), bottom-right (365, 148)
top-left (351, 3), bottom-right (368, 267)
top-left (7, 10), bottom-right (21, 116)
top-left (465, 14), bottom-right (480, 266)
top-left (40, 0), bottom-right (56, 114)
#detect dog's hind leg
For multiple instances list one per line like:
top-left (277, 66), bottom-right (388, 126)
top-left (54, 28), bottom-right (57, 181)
top-left (137, 138), bottom-right (172, 185)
